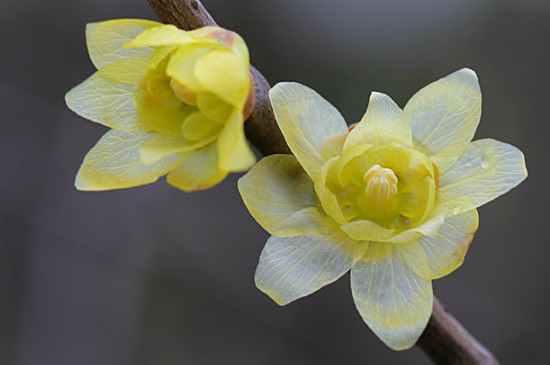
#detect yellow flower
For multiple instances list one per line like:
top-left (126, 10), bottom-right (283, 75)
top-left (238, 69), bottom-right (527, 350)
top-left (66, 19), bottom-right (255, 191)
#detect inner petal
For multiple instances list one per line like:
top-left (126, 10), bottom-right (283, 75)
top-left (332, 144), bottom-right (438, 231)
top-left (181, 111), bottom-right (223, 141)
top-left (134, 50), bottom-right (196, 134)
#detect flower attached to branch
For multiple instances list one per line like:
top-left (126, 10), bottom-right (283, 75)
top-left (66, 19), bottom-right (256, 191)
top-left (238, 69), bottom-right (527, 350)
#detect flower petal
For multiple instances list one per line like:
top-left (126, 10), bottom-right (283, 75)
top-left (133, 86), bottom-right (195, 135)
top-left (194, 49), bottom-right (250, 106)
top-left (166, 143), bottom-right (228, 192)
top-left (190, 27), bottom-right (249, 59)
top-left (383, 205), bottom-right (446, 244)
top-left (433, 138), bottom-right (527, 216)
top-left (86, 19), bottom-right (160, 69)
top-left (403, 68), bottom-right (481, 154)
top-left (66, 58), bottom-right (151, 132)
top-left (75, 130), bottom-right (182, 191)
top-left (341, 220), bottom-right (395, 241)
top-left (124, 24), bottom-right (198, 48)
top-left (94, 56), bottom-right (149, 86)
top-left (275, 207), bottom-right (338, 237)
top-left (216, 111), bottom-right (255, 172)
top-left (181, 111), bottom-right (223, 141)
top-left (269, 82), bottom-right (348, 179)
top-left (167, 42), bottom-right (219, 91)
top-left (351, 243), bottom-right (433, 350)
top-left (314, 156), bottom-right (346, 224)
top-left (414, 209), bottom-right (479, 279)
top-left (196, 92), bottom-right (234, 122)
top-left (255, 233), bottom-right (368, 305)
top-left (344, 92), bottom-right (411, 151)
top-left (238, 154), bottom-right (334, 237)
top-left (321, 133), bottom-right (347, 161)
top-left (138, 134), bottom-right (203, 165)
top-left (341, 203), bottom-right (446, 244)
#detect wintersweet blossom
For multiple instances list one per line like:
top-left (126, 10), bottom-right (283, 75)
top-left (238, 69), bottom-right (527, 350)
top-left (66, 19), bottom-right (255, 191)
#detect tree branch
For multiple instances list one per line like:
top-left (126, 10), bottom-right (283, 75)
top-left (146, 0), bottom-right (217, 30)
top-left (146, 1), bottom-right (499, 363)
top-left (418, 298), bottom-right (498, 365)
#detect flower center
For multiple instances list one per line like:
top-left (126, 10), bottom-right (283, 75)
top-left (363, 164), bottom-right (398, 202)
top-left (170, 78), bottom-right (197, 106)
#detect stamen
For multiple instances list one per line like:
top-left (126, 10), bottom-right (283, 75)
top-left (363, 164), bottom-right (398, 202)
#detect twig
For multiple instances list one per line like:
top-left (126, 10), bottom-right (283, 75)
top-left (146, 1), bottom-right (499, 363)
top-left (418, 298), bottom-right (498, 365)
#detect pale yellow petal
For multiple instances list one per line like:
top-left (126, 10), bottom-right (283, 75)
top-left (238, 155), bottom-right (333, 237)
top-left (65, 58), bottom-right (150, 132)
top-left (196, 92), bottom-right (234, 122)
top-left (414, 209), bottom-right (479, 279)
top-left (335, 143), bottom-right (371, 188)
top-left (351, 243), bottom-right (433, 350)
top-left (393, 241), bottom-right (430, 281)
top-left (255, 233), bottom-right (368, 305)
top-left (383, 205), bottom-right (446, 244)
top-left (432, 138), bottom-right (527, 216)
top-left (166, 42), bottom-right (219, 90)
top-left (146, 45), bottom-right (177, 72)
top-left (314, 157), bottom-right (346, 225)
top-left (341, 220), bottom-right (395, 241)
top-left (86, 19), bottom-right (160, 69)
top-left (190, 27), bottom-right (249, 59)
top-left (133, 86), bottom-right (195, 135)
top-left (341, 202), bottom-right (446, 244)
top-left (216, 111), bottom-right (255, 172)
top-left (344, 92), bottom-right (411, 151)
top-left (321, 133), bottom-right (347, 161)
top-left (138, 133), bottom-right (198, 165)
top-left (269, 82), bottom-right (348, 179)
top-left (181, 111), bottom-right (223, 141)
top-left (403, 68), bottom-right (481, 154)
top-left (194, 49), bottom-right (250, 106)
top-left (97, 56), bottom-right (149, 86)
top-left (166, 143), bottom-right (228, 191)
top-left (124, 24), bottom-right (197, 48)
top-left (223, 31), bottom-right (249, 59)
top-left (75, 130), bottom-right (182, 191)
top-left (188, 26), bottom-right (222, 39)
top-left (275, 207), bottom-right (338, 237)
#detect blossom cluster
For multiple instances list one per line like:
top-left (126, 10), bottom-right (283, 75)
top-left (67, 19), bottom-right (527, 350)
top-left (238, 70), bottom-right (527, 349)
top-left (66, 19), bottom-right (255, 192)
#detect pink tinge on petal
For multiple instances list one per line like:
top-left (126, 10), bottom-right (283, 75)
top-left (206, 29), bottom-right (236, 48)
top-left (465, 227), bottom-right (478, 255)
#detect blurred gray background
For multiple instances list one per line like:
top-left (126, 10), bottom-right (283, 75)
top-left (1, 0), bottom-right (549, 364)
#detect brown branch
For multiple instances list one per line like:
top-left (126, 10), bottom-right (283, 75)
top-left (417, 298), bottom-right (499, 365)
top-left (146, 0), bottom-right (217, 30)
top-left (146, 1), bottom-right (498, 363)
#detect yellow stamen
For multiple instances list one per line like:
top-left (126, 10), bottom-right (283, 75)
top-left (363, 164), bottom-right (398, 202)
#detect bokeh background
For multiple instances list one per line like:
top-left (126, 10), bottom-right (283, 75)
top-left (1, 0), bottom-right (549, 364)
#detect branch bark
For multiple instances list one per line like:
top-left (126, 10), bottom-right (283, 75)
top-left (417, 298), bottom-right (499, 365)
top-left (146, 1), bottom-right (499, 364)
